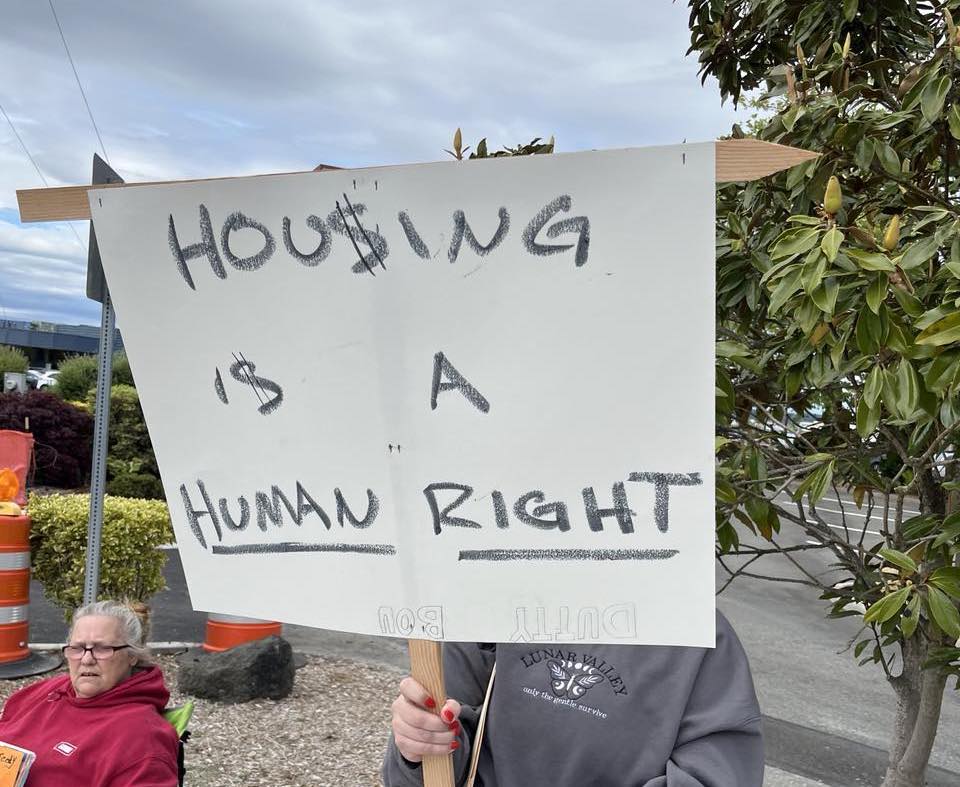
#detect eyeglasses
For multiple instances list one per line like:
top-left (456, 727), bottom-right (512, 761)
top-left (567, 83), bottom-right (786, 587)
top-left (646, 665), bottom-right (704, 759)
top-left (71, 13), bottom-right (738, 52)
top-left (62, 644), bottom-right (132, 660)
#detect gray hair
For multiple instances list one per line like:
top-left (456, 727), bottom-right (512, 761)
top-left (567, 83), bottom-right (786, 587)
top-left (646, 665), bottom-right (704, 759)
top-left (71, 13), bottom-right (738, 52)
top-left (70, 600), bottom-right (154, 666)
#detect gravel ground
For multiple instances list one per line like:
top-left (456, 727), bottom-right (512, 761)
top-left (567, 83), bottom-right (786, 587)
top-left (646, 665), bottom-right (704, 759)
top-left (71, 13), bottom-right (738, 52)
top-left (0, 653), bottom-right (404, 787)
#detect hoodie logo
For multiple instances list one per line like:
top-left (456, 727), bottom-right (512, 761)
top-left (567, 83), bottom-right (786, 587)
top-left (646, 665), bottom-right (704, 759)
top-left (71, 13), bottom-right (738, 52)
top-left (547, 659), bottom-right (604, 699)
top-left (54, 742), bottom-right (77, 757)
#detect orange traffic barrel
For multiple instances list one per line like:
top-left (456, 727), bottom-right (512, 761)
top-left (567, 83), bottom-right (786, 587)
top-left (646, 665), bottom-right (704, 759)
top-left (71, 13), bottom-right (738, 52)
top-left (0, 514), bottom-right (30, 662)
top-left (202, 613), bottom-right (282, 652)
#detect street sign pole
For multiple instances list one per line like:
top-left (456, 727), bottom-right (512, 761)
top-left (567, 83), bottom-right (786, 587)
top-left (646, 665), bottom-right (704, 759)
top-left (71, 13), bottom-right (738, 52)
top-left (82, 154), bottom-right (123, 605)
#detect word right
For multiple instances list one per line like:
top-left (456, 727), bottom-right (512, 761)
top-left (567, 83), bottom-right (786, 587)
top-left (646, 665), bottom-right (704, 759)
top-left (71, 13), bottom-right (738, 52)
top-left (424, 472), bottom-right (703, 536)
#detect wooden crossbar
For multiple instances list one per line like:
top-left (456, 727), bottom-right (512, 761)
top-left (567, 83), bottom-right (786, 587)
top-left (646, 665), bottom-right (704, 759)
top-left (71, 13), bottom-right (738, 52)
top-left (15, 140), bottom-right (817, 224)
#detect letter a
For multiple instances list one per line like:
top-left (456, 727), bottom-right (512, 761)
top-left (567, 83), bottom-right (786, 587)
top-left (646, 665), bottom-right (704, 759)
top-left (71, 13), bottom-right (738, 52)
top-left (430, 352), bottom-right (490, 413)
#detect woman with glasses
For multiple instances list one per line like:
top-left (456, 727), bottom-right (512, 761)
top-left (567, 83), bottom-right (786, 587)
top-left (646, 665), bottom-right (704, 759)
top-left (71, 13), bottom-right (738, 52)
top-left (0, 599), bottom-right (178, 786)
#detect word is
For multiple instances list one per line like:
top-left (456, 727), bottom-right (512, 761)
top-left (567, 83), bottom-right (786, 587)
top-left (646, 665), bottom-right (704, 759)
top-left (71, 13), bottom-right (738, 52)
top-left (214, 354), bottom-right (283, 415)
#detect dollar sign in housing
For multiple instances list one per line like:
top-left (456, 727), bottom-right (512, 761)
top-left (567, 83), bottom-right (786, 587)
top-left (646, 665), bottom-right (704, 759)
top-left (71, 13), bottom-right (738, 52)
top-left (229, 359), bottom-right (284, 415)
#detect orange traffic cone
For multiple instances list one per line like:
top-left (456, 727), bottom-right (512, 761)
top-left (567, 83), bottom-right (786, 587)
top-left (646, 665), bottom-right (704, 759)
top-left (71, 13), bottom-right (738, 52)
top-left (201, 613), bottom-right (282, 652)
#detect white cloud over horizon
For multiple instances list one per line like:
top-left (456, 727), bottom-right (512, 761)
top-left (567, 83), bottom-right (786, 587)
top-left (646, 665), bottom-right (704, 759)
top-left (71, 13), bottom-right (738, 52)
top-left (1, 0), bottom-right (744, 326)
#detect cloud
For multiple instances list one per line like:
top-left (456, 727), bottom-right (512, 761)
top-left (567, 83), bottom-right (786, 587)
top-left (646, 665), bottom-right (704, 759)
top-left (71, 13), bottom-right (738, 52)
top-left (1, 0), bottom-right (745, 325)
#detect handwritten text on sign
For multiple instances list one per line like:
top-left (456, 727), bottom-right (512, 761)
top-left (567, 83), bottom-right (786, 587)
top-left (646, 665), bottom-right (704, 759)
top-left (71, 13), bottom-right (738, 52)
top-left (89, 144), bottom-right (716, 646)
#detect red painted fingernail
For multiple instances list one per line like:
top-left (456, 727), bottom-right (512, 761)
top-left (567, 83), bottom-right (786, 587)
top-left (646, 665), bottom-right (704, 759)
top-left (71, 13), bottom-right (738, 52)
top-left (441, 709), bottom-right (454, 722)
top-left (449, 721), bottom-right (461, 734)
top-left (450, 740), bottom-right (460, 750)
top-left (424, 697), bottom-right (436, 709)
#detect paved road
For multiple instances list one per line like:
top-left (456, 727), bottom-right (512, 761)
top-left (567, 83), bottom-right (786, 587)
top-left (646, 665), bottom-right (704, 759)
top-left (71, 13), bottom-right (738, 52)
top-left (23, 488), bottom-right (960, 786)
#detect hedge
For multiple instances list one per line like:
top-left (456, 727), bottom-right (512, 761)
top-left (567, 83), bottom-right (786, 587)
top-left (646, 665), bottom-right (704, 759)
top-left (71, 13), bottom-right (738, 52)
top-left (0, 391), bottom-right (93, 488)
top-left (28, 492), bottom-right (174, 620)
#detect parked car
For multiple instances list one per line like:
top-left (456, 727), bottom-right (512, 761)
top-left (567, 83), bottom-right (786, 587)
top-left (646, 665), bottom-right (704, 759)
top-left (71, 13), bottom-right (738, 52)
top-left (35, 369), bottom-right (59, 389)
top-left (25, 369), bottom-right (46, 389)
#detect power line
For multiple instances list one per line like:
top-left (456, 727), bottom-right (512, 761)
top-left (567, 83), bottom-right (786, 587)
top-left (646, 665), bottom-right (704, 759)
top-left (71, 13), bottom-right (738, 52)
top-left (48, 0), bottom-right (109, 164)
top-left (0, 97), bottom-right (87, 253)
top-left (0, 100), bottom-right (49, 186)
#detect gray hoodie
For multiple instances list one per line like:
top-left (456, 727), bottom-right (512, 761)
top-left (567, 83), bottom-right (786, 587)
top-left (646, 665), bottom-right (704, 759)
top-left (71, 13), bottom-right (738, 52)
top-left (383, 611), bottom-right (763, 786)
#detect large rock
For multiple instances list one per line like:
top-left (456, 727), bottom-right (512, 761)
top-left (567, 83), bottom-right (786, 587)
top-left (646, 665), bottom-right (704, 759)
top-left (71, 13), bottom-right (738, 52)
top-left (177, 635), bottom-right (295, 703)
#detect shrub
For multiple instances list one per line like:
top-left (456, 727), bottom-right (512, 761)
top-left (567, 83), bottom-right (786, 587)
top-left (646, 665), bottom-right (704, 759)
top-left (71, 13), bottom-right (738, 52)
top-left (0, 391), bottom-right (93, 487)
top-left (53, 351), bottom-right (133, 401)
top-left (53, 355), bottom-right (98, 401)
top-left (106, 472), bottom-right (164, 500)
top-left (90, 384), bottom-right (163, 500)
top-left (28, 492), bottom-right (173, 620)
top-left (111, 351), bottom-right (135, 387)
top-left (0, 345), bottom-right (28, 376)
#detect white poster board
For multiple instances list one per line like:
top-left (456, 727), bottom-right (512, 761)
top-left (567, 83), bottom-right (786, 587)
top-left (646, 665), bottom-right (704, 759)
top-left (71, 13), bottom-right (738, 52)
top-left (89, 144), bottom-right (716, 646)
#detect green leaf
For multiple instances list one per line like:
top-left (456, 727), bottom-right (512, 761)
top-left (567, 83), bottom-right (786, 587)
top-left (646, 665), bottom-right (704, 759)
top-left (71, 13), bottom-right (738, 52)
top-left (821, 227), bottom-right (844, 263)
top-left (949, 105), bottom-right (960, 141)
top-left (854, 136), bottom-right (874, 170)
top-left (915, 306), bottom-right (952, 331)
top-left (768, 268), bottom-right (804, 315)
top-left (923, 350), bottom-right (960, 392)
top-left (847, 248), bottom-right (895, 272)
top-left (932, 517), bottom-right (960, 548)
top-left (891, 287), bottom-right (923, 319)
top-left (926, 586), bottom-right (960, 640)
top-left (866, 273), bottom-right (887, 314)
top-left (902, 68), bottom-right (937, 113)
top-left (902, 592), bottom-right (920, 638)
top-left (715, 340), bottom-right (752, 358)
top-left (895, 358), bottom-right (920, 416)
top-left (879, 548), bottom-right (917, 574)
top-left (782, 104), bottom-right (803, 132)
top-left (864, 365), bottom-right (884, 407)
top-left (928, 567), bottom-right (960, 599)
top-left (921, 76), bottom-right (951, 125)
top-left (941, 396), bottom-right (960, 428)
top-left (804, 452), bottom-right (834, 463)
top-left (810, 277), bottom-right (839, 314)
top-left (899, 237), bottom-right (941, 271)
top-left (916, 312), bottom-right (960, 346)
top-left (787, 215), bottom-right (823, 226)
top-left (856, 308), bottom-right (881, 355)
top-left (748, 448), bottom-right (768, 482)
top-left (745, 497), bottom-right (777, 540)
top-left (875, 141), bottom-right (901, 177)
top-left (842, 0), bottom-right (858, 21)
top-left (770, 227), bottom-right (821, 260)
top-left (801, 252), bottom-right (827, 293)
top-left (792, 460), bottom-right (835, 504)
top-left (714, 436), bottom-right (732, 453)
top-left (864, 587), bottom-right (911, 624)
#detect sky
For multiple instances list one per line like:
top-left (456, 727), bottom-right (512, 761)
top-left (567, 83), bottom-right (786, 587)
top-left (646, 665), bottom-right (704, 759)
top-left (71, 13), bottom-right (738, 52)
top-left (1, 0), bottom-right (746, 326)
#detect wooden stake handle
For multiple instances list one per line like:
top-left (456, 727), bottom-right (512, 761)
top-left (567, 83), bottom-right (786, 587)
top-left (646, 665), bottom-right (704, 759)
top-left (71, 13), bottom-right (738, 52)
top-left (408, 639), bottom-right (455, 787)
top-left (15, 140), bottom-right (818, 223)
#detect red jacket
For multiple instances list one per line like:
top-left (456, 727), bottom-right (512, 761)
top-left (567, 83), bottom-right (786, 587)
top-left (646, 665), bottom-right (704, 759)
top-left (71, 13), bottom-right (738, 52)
top-left (0, 665), bottom-right (178, 786)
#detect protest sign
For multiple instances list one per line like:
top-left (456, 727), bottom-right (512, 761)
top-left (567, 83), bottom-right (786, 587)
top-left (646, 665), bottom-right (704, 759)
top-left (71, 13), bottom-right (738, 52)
top-left (86, 143), bottom-right (718, 646)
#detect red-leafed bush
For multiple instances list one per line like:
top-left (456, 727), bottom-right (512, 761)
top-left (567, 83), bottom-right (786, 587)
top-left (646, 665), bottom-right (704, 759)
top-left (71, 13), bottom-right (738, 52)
top-left (0, 391), bottom-right (93, 488)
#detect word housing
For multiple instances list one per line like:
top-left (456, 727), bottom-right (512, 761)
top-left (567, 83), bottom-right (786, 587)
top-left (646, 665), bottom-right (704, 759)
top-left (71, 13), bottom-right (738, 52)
top-left (167, 194), bottom-right (590, 289)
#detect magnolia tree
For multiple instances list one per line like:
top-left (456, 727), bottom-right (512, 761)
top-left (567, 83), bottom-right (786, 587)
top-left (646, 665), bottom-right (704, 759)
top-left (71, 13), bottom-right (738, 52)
top-left (688, 1), bottom-right (960, 785)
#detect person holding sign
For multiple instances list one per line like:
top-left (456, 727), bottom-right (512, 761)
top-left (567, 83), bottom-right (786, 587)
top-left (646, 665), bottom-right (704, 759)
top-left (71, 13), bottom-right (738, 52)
top-left (0, 600), bottom-right (179, 786)
top-left (383, 611), bottom-right (763, 786)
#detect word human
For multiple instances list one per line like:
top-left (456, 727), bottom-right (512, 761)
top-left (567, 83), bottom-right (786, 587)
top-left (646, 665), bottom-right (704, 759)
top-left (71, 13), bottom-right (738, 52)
top-left (167, 195), bottom-right (590, 289)
top-left (179, 478), bottom-right (379, 549)
top-left (424, 473), bottom-right (702, 536)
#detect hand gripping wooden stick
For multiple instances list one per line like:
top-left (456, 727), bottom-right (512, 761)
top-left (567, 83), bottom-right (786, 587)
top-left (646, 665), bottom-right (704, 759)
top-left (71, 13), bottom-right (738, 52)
top-left (408, 639), bottom-right (455, 787)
